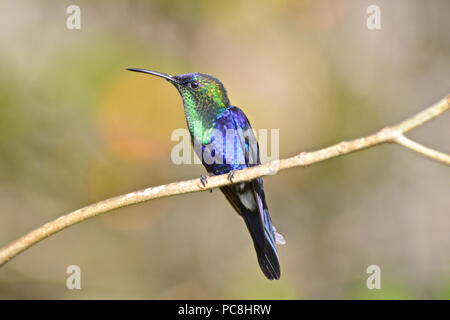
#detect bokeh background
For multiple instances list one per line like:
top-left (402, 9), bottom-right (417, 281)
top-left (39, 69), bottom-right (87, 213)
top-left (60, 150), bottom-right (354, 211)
top-left (0, 0), bottom-right (449, 299)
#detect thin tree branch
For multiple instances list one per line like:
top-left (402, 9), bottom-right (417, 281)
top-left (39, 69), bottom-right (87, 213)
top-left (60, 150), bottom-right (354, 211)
top-left (394, 134), bottom-right (450, 164)
top-left (0, 95), bottom-right (448, 267)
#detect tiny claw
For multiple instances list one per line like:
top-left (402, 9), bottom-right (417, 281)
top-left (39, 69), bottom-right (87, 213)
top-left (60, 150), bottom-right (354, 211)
top-left (200, 175), bottom-right (209, 187)
top-left (227, 171), bottom-right (235, 182)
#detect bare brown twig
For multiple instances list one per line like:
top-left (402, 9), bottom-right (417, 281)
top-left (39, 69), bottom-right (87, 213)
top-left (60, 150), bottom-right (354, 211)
top-left (0, 95), bottom-right (448, 267)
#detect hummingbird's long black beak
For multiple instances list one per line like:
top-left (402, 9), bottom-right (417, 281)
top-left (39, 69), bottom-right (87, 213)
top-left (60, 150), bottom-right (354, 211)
top-left (126, 68), bottom-right (180, 84)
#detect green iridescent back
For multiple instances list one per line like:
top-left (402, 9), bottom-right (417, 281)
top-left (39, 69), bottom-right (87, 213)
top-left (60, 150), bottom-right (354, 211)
top-left (173, 73), bottom-right (230, 144)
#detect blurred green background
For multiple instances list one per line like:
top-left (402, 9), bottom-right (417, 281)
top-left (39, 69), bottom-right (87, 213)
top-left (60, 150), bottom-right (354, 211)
top-left (0, 0), bottom-right (449, 299)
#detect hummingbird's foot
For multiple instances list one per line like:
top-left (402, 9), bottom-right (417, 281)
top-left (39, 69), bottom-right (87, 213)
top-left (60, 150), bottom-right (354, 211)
top-left (227, 171), bottom-right (235, 182)
top-left (200, 174), bottom-right (209, 187)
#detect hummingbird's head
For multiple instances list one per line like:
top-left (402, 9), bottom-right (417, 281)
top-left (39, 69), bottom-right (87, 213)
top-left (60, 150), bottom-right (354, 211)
top-left (126, 68), bottom-right (230, 112)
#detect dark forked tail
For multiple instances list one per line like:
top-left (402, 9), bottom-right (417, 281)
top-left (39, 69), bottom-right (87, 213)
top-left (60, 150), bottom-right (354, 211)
top-left (242, 207), bottom-right (280, 280)
top-left (220, 182), bottom-right (281, 280)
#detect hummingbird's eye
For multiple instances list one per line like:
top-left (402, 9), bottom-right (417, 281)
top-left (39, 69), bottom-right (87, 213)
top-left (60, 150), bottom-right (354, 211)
top-left (190, 81), bottom-right (199, 89)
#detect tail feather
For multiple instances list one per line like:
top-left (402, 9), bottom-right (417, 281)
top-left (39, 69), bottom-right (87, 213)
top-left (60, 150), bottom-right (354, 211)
top-left (220, 183), bottom-right (281, 280)
top-left (242, 208), bottom-right (280, 280)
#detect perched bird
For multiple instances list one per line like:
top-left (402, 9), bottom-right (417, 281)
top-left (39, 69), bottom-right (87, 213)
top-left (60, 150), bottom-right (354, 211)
top-left (127, 68), bottom-right (285, 280)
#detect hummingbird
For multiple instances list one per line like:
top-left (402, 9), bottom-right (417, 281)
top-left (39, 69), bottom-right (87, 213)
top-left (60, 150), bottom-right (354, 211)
top-left (127, 68), bottom-right (285, 280)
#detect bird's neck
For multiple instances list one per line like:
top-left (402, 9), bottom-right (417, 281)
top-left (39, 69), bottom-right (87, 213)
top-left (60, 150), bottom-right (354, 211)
top-left (184, 103), bottom-right (226, 144)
